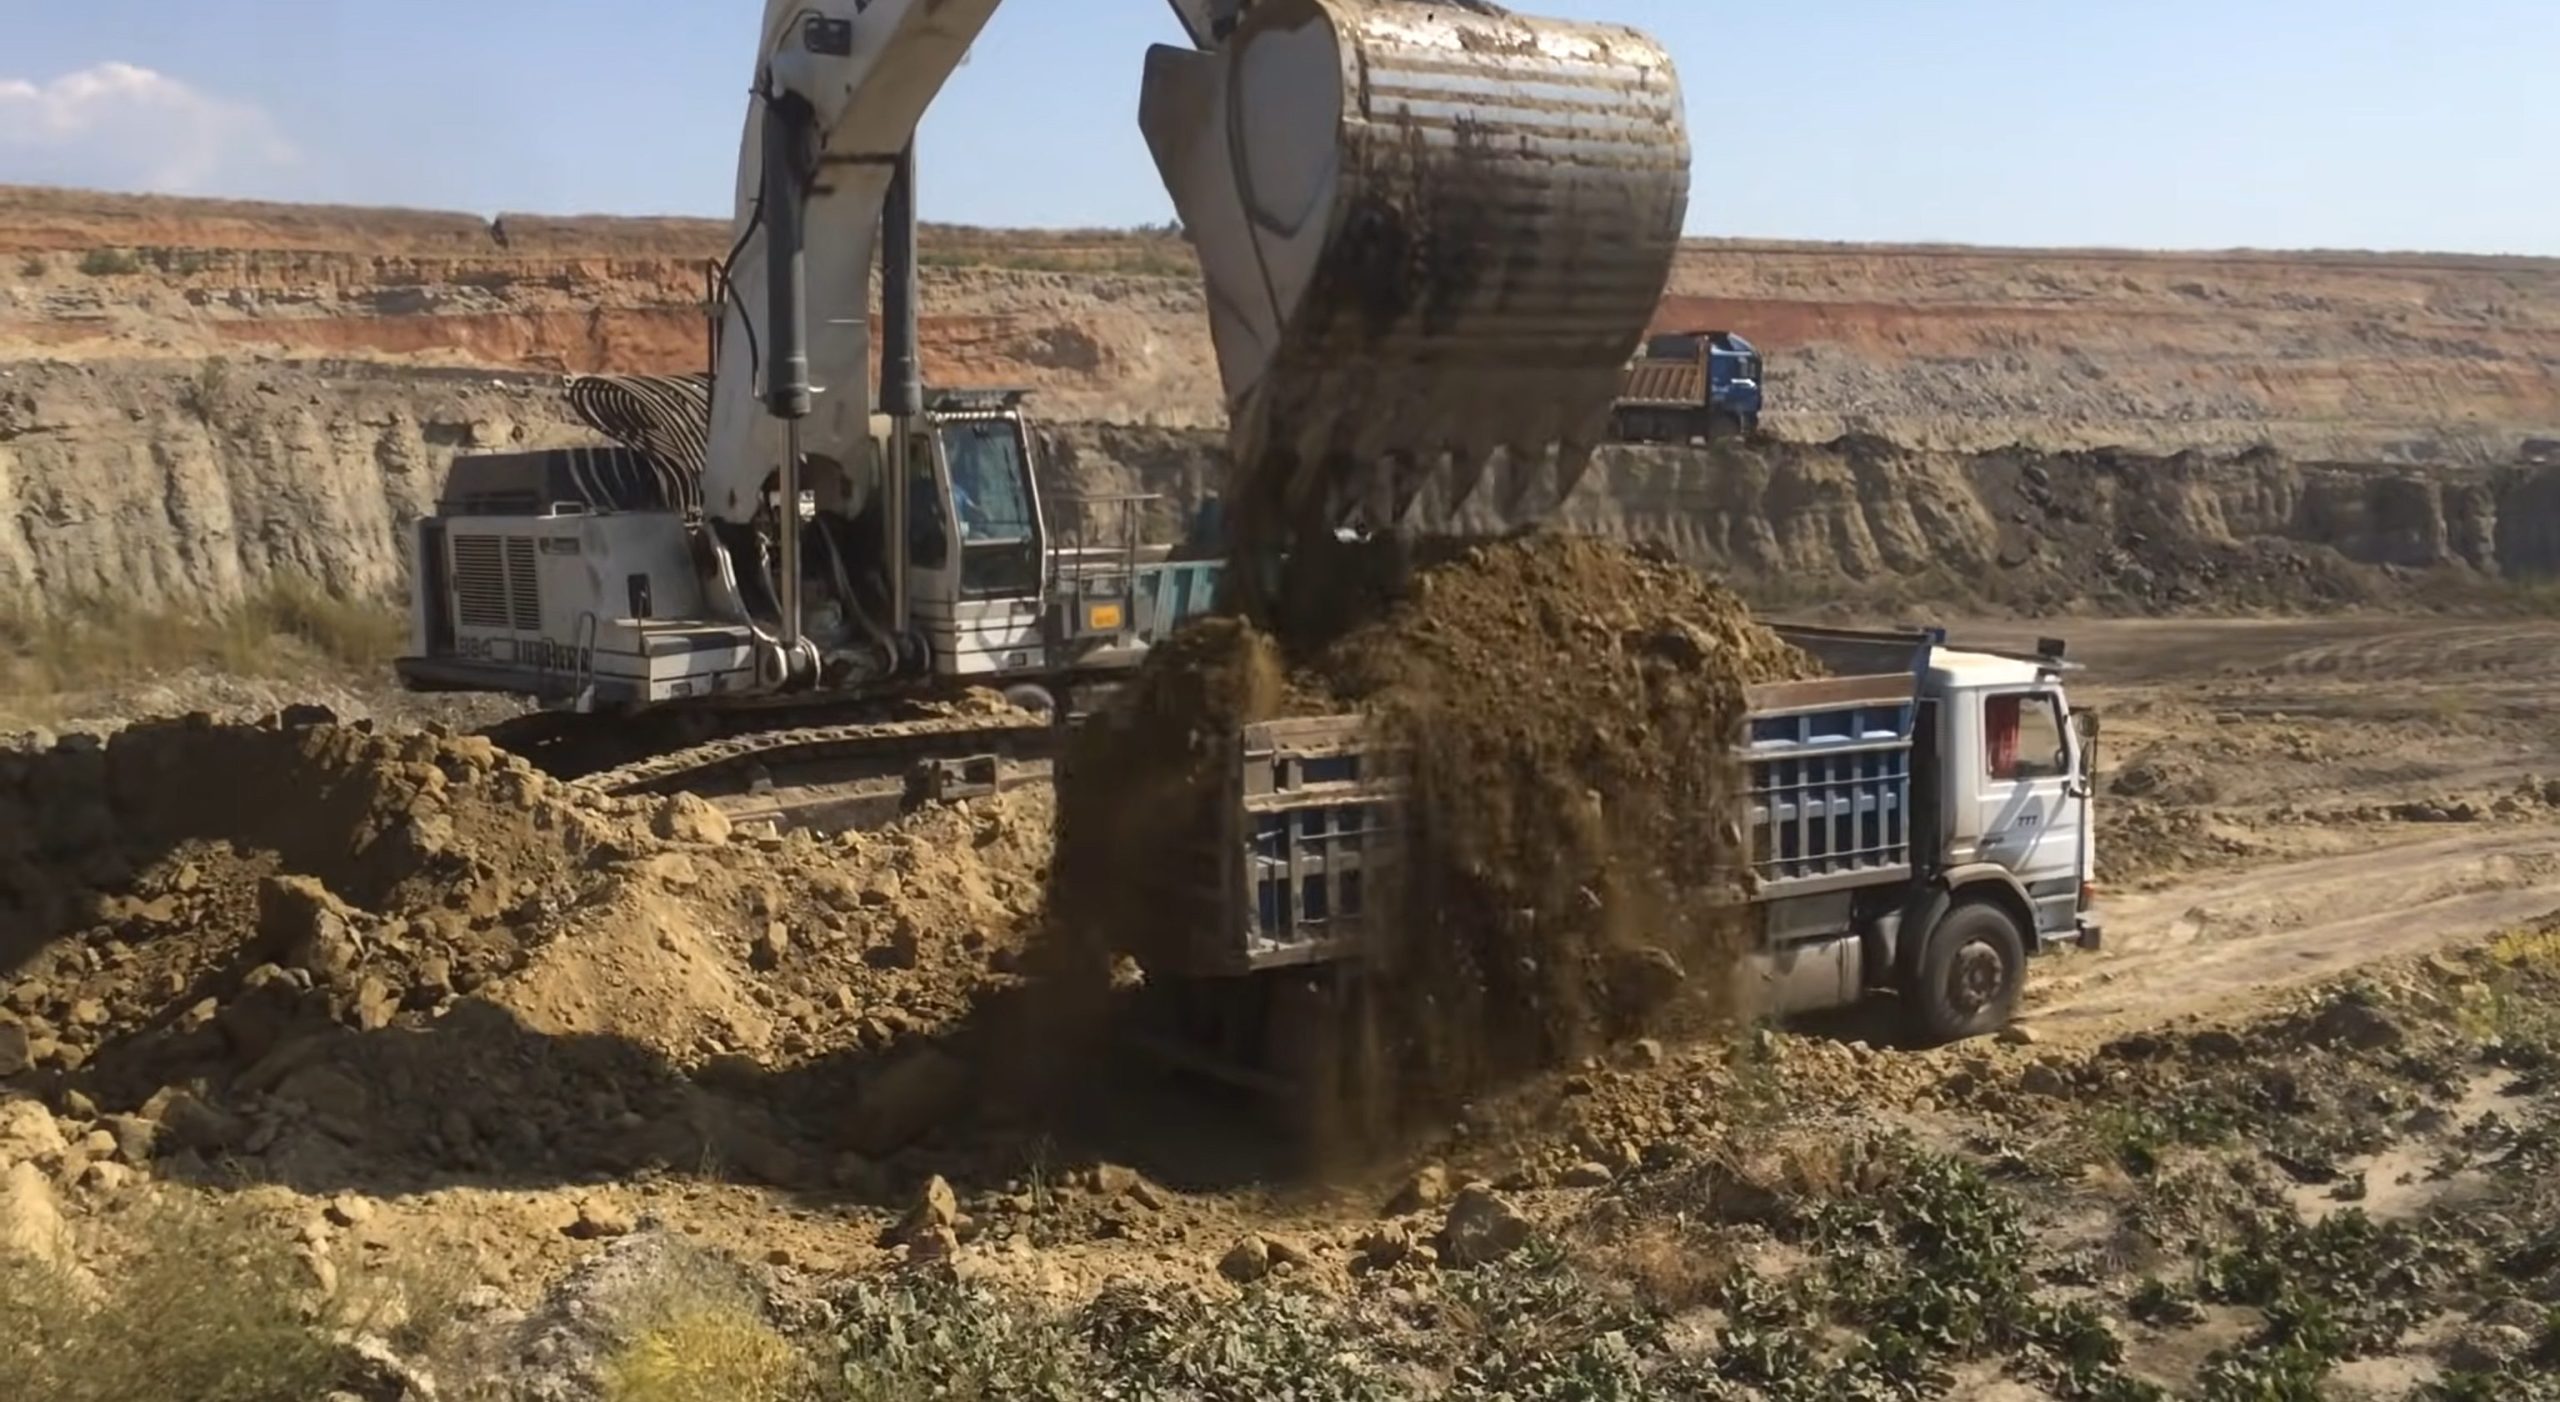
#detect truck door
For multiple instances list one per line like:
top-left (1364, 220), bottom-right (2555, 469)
top-left (1974, 689), bottom-right (2084, 938)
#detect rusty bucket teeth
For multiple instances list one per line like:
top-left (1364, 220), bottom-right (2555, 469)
top-left (1142, 0), bottom-right (1691, 552)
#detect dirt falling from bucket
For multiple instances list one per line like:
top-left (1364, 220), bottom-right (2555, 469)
top-left (1045, 532), bottom-right (1817, 1131)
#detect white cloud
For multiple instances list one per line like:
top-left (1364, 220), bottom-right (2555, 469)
top-left (0, 62), bottom-right (298, 193)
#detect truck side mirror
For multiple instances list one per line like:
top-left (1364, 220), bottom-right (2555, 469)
top-left (2072, 711), bottom-right (2101, 781)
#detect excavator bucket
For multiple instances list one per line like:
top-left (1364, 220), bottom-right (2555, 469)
top-left (1142, 0), bottom-right (1691, 548)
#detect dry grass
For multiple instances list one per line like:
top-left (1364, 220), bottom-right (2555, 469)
top-left (2457, 925), bottom-right (2560, 1053)
top-left (603, 1304), bottom-right (802, 1402)
top-left (0, 1194), bottom-right (387, 1402)
top-left (2487, 923), bottom-right (2560, 972)
top-left (0, 575), bottom-right (405, 719)
top-left (1595, 1220), bottom-right (1735, 1312)
top-left (598, 1259), bottom-right (804, 1402)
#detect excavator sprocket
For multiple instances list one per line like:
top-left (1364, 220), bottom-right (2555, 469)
top-left (1145, 0), bottom-right (1692, 551)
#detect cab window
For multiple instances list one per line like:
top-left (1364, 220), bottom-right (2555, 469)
top-left (942, 421), bottom-right (1035, 545)
top-left (1986, 692), bottom-right (2069, 781)
top-left (940, 420), bottom-right (1041, 596)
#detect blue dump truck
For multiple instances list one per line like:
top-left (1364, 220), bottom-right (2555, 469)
top-left (1612, 330), bottom-right (1765, 443)
top-left (1168, 624), bottom-right (2102, 1058)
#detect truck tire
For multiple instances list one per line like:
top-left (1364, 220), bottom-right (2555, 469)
top-left (1905, 899), bottom-right (2026, 1047)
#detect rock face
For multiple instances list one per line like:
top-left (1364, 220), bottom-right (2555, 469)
top-left (9, 186), bottom-right (2555, 465)
top-left (0, 359), bottom-right (588, 611)
top-left (3, 185), bottom-right (2555, 622)
top-left (1062, 429), bottom-right (2560, 613)
top-left (7, 351), bottom-right (2551, 627)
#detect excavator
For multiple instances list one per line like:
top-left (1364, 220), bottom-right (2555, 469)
top-left (398, 0), bottom-right (1693, 820)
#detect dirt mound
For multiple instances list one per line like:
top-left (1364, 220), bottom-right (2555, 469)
top-left (0, 711), bottom-right (1051, 1192)
top-left (1050, 535), bottom-right (1814, 1112)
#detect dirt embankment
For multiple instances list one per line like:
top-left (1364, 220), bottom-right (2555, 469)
top-left (8, 353), bottom-right (2559, 621)
top-left (0, 360), bottom-right (589, 610)
top-left (0, 712), bottom-right (1052, 1218)
top-left (1660, 241), bottom-right (2560, 464)
top-left (6, 185), bottom-right (2554, 461)
top-left (1065, 427), bottom-right (2560, 614)
top-left (0, 186), bottom-right (1215, 426)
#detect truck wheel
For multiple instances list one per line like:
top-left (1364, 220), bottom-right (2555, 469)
top-left (1906, 900), bottom-right (2025, 1047)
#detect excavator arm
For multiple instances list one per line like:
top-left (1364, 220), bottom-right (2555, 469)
top-left (706, 0), bottom-right (1689, 665)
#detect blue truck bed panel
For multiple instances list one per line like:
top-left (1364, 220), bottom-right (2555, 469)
top-left (1132, 560), bottom-right (1225, 645)
top-left (1744, 681), bottom-right (1918, 896)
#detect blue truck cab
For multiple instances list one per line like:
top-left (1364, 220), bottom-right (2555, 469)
top-left (1614, 330), bottom-right (1765, 442)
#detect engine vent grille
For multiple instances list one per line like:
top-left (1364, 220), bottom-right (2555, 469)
top-left (452, 535), bottom-right (541, 632)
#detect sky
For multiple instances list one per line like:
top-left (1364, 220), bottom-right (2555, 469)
top-left (0, 0), bottom-right (2552, 255)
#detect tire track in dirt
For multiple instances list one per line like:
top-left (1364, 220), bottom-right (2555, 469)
top-left (2024, 824), bottom-right (2560, 1036)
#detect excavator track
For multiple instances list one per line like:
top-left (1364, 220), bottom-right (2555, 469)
top-left (492, 705), bottom-right (1061, 836)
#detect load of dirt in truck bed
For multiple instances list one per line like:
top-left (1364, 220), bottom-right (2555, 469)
top-left (1046, 533), bottom-right (1816, 1116)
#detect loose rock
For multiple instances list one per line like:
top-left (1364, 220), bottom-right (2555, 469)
top-left (1219, 1234), bottom-right (1272, 1284)
top-left (0, 1161), bottom-right (64, 1265)
top-left (1439, 1186), bottom-right (1531, 1267)
top-left (1385, 1164), bottom-right (1450, 1217)
top-left (0, 1099), bottom-right (69, 1168)
top-left (653, 794), bottom-right (733, 846)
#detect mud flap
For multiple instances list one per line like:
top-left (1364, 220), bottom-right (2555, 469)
top-left (1894, 887), bottom-right (1954, 993)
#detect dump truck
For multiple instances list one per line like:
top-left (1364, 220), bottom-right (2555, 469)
top-left (1613, 330), bottom-right (1765, 443)
top-left (1160, 623), bottom-right (2101, 1061)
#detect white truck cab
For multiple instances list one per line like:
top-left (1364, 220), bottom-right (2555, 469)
top-left (1923, 647), bottom-right (2099, 948)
